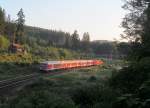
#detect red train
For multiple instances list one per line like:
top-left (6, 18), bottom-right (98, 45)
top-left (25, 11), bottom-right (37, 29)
top-left (40, 60), bottom-right (103, 71)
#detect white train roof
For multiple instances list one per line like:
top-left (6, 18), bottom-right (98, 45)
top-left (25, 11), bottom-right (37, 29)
top-left (41, 60), bottom-right (94, 64)
top-left (41, 61), bottom-right (60, 64)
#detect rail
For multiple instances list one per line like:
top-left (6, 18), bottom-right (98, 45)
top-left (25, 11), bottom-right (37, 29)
top-left (0, 73), bottom-right (39, 90)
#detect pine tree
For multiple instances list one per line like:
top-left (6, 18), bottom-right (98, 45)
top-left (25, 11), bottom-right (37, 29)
top-left (71, 30), bottom-right (80, 50)
top-left (65, 33), bottom-right (72, 49)
top-left (82, 32), bottom-right (90, 52)
top-left (15, 8), bottom-right (25, 44)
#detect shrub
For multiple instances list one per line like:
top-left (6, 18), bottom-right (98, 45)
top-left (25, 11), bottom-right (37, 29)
top-left (0, 36), bottom-right (10, 49)
top-left (87, 76), bottom-right (97, 82)
top-left (6, 91), bottom-right (77, 108)
top-left (110, 57), bottom-right (150, 93)
top-left (70, 84), bottom-right (117, 108)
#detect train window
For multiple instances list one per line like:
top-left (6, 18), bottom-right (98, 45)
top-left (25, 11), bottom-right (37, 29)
top-left (54, 64), bottom-right (61, 68)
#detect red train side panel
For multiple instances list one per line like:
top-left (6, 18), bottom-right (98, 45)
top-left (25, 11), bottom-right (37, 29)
top-left (40, 60), bottom-right (104, 71)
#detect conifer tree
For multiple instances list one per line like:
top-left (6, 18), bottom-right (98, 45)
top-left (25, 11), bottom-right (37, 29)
top-left (71, 30), bottom-right (80, 50)
top-left (15, 8), bottom-right (25, 44)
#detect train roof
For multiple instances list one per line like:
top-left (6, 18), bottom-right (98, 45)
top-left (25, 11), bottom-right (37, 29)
top-left (41, 61), bottom-right (60, 64)
top-left (40, 60), bottom-right (94, 64)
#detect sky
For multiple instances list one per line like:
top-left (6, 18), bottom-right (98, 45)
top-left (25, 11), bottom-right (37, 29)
top-left (0, 0), bottom-right (125, 41)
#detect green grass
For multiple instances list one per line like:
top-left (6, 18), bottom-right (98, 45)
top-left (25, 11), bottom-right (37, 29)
top-left (45, 65), bottom-right (114, 84)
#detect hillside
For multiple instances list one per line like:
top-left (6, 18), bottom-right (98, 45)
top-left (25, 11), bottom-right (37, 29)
top-left (24, 26), bottom-right (69, 46)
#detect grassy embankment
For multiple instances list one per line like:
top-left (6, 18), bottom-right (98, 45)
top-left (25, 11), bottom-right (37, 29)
top-left (0, 54), bottom-right (36, 80)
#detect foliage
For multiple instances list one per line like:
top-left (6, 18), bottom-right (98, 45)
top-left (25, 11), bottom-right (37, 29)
top-left (3, 90), bottom-right (76, 108)
top-left (0, 6), bottom-right (130, 58)
top-left (0, 4), bottom-right (131, 60)
top-left (70, 84), bottom-right (117, 108)
top-left (24, 25), bottom-right (129, 57)
top-left (0, 62), bottom-right (38, 80)
top-left (112, 81), bottom-right (150, 108)
top-left (81, 32), bottom-right (90, 52)
top-left (91, 41), bottom-right (117, 56)
top-left (117, 42), bottom-right (131, 57)
top-left (30, 46), bottom-right (79, 60)
top-left (0, 36), bottom-right (10, 50)
top-left (108, 1), bottom-right (150, 107)
top-left (71, 30), bottom-right (80, 50)
top-left (4, 22), bottom-right (16, 41)
top-left (109, 57), bottom-right (150, 107)
top-left (0, 54), bottom-right (33, 63)
top-left (122, 0), bottom-right (150, 60)
top-left (110, 57), bottom-right (150, 93)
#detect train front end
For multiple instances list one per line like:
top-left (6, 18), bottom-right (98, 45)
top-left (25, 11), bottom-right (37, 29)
top-left (93, 60), bottom-right (104, 65)
top-left (40, 61), bottom-right (53, 71)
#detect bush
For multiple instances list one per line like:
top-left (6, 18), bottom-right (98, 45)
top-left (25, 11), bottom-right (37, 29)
top-left (110, 57), bottom-right (150, 93)
top-left (87, 76), bottom-right (97, 82)
top-left (0, 36), bottom-right (10, 49)
top-left (70, 84), bottom-right (117, 108)
top-left (109, 57), bottom-right (150, 108)
top-left (0, 54), bottom-right (33, 63)
top-left (5, 91), bottom-right (77, 108)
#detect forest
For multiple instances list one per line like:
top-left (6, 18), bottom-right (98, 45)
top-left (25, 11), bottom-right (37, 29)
top-left (0, 7), bottom-right (130, 61)
top-left (1, 0), bottom-right (150, 108)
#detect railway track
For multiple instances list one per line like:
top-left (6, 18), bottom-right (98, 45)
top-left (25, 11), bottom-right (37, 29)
top-left (0, 67), bottom-right (97, 96)
top-left (0, 70), bottom-right (73, 96)
top-left (0, 70), bottom-right (71, 89)
top-left (0, 73), bottom-right (40, 96)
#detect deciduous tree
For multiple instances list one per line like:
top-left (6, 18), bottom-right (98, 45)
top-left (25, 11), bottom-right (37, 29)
top-left (122, 0), bottom-right (150, 60)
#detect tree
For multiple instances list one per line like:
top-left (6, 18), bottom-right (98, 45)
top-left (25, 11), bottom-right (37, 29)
top-left (117, 42), bottom-right (131, 57)
top-left (122, 0), bottom-right (150, 60)
top-left (71, 30), bottom-right (80, 50)
top-left (4, 15), bottom-right (16, 43)
top-left (0, 7), bottom-right (5, 35)
top-left (15, 8), bottom-right (25, 44)
top-left (82, 32), bottom-right (90, 42)
top-left (64, 33), bottom-right (72, 49)
top-left (81, 32), bottom-right (90, 52)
